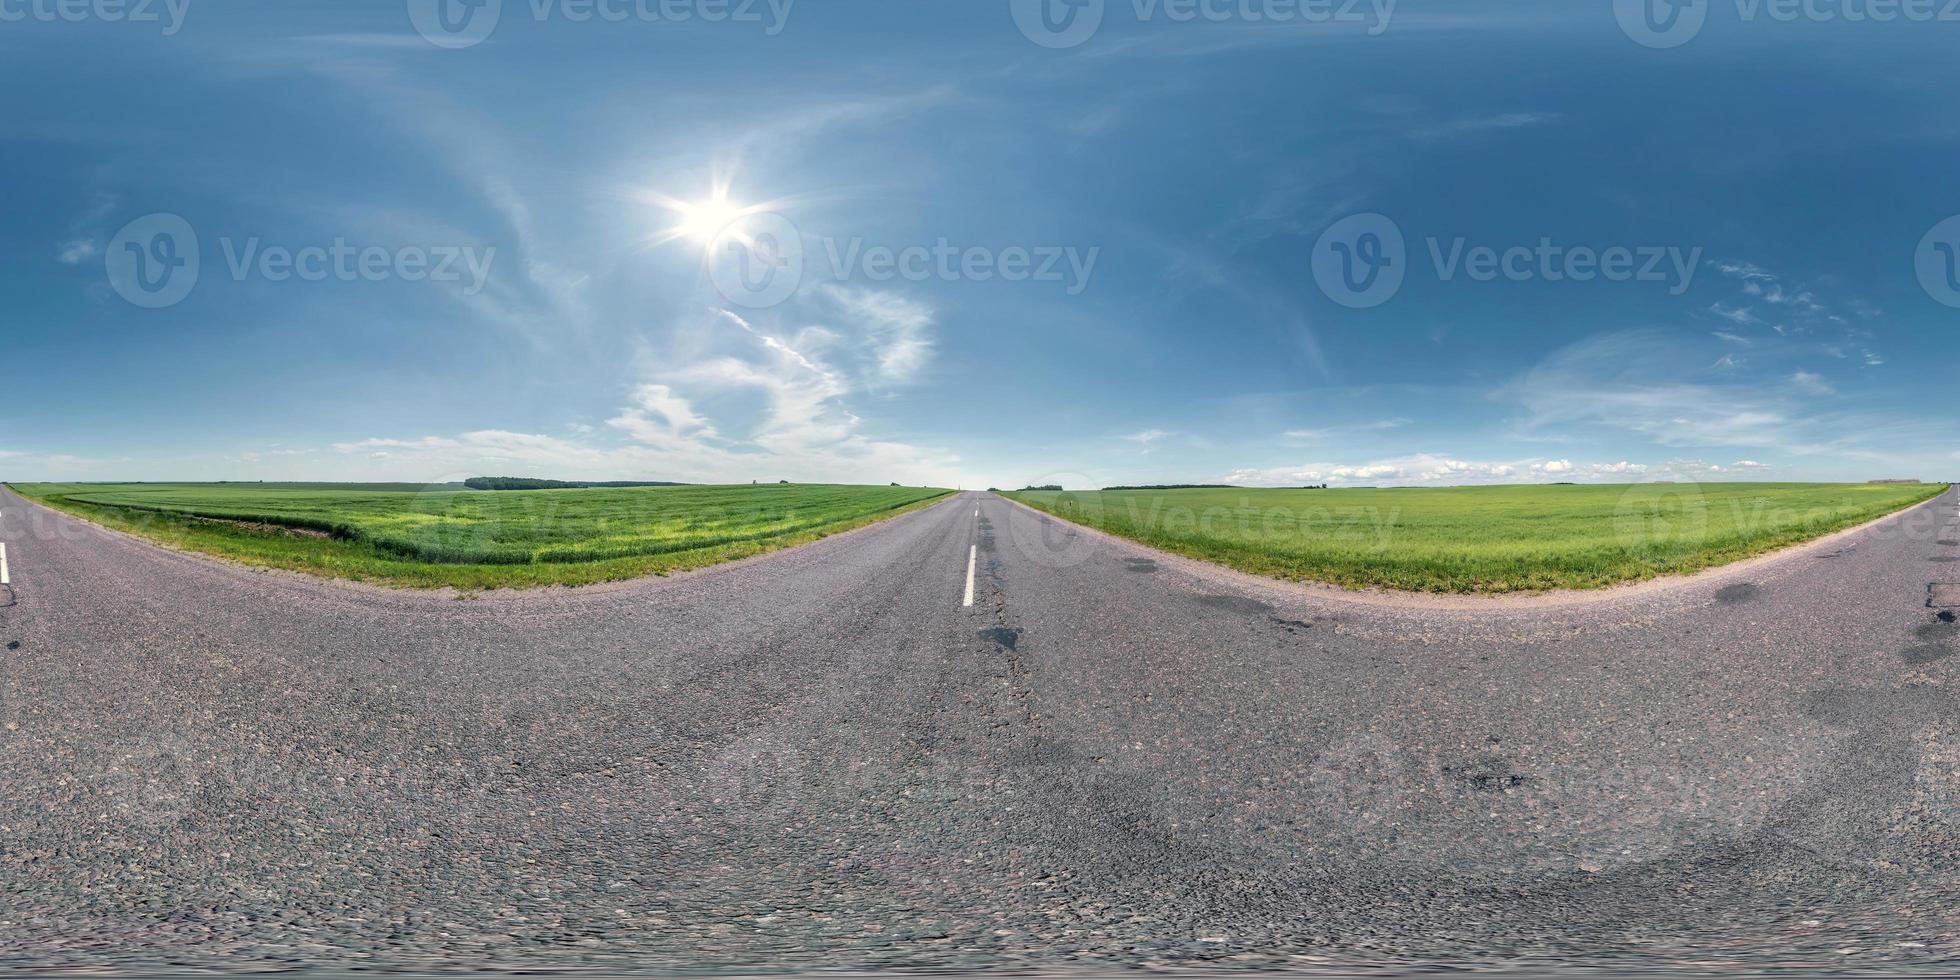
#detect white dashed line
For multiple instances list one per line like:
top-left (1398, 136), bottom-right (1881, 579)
top-left (1, 542), bottom-right (9, 586)
top-left (963, 544), bottom-right (976, 607)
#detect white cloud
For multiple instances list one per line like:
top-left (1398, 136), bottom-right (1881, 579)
top-left (56, 239), bottom-right (98, 265)
top-left (819, 285), bottom-right (935, 385)
top-left (1710, 303), bottom-right (1761, 326)
top-left (1789, 370), bottom-right (1834, 395)
top-left (323, 303), bottom-right (969, 487)
top-left (1590, 460), bottom-right (1648, 476)
top-left (607, 383), bottom-right (715, 446)
top-left (1123, 429), bottom-right (1169, 444)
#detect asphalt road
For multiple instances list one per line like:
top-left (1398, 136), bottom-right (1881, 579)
top-left (2, 484), bottom-right (1959, 974)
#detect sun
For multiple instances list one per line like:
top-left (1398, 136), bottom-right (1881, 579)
top-left (639, 180), bottom-right (782, 253)
top-left (671, 193), bottom-right (752, 245)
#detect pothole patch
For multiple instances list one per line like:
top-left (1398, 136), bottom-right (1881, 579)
top-left (1715, 583), bottom-right (1762, 605)
top-left (1195, 594), bottom-right (1273, 615)
top-left (1903, 645), bottom-right (1953, 666)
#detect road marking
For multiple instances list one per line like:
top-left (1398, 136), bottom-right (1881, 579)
top-left (963, 545), bottom-right (976, 607)
top-left (1, 543), bottom-right (9, 586)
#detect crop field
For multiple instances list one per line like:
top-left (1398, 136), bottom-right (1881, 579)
top-left (1006, 482), bottom-right (1948, 593)
top-left (10, 482), bottom-right (951, 589)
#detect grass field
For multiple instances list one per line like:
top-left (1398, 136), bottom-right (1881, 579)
top-left (9, 482), bottom-right (952, 589)
top-left (1005, 482), bottom-right (1948, 593)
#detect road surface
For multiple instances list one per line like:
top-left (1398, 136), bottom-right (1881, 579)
top-left (1, 484), bottom-right (1958, 974)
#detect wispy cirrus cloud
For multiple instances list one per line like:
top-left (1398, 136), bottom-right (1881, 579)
top-left (1409, 111), bottom-right (1561, 142)
top-left (1282, 417), bottom-right (1411, 442)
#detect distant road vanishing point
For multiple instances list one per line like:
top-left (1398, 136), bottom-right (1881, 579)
top-left (2, 484), bottom-right (1959, 973)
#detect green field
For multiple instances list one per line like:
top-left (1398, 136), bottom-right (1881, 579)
top-left (9, 482), bottom-right (951, 589)
top-left (1006, 482), bottom-right (1947, 593)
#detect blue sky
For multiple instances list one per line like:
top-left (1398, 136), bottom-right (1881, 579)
top-left (3, 0), bottom-right (1957, 488)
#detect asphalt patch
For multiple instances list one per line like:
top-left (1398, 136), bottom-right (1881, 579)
top-left (979, 626), bottom-right (1021, 652)
top-left (1195, 594), bottom-right (1273, 615)
top-left (1902, 645), bottom-right (1953, 666)
top-left (4, 641), bottom-right (16, 651)
top-left (1269, 616), bottom-right (1314, 634)
top-left (1916, 621), bottom-right (1960, 643)
top-left (1123, 558), bottom-right (1158, 573)
top-left (1714, 583), bottom-right (1762, 605)
top-left (1941, 539), bottom-right (1960, 547)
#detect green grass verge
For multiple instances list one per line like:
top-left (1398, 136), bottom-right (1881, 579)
top-left (9, 482), bottom-right (952, 590)
top-left (1004, 482), bottom-right (1948, 594)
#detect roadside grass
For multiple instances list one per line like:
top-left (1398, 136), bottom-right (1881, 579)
top-left (1004, 482), bottom-right (1948, 594)
top-left (8, 482), bottom-right (952, 590)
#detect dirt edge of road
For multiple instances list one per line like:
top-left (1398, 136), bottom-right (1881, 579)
top-left (0, 485), bottom-right (972, 608)
top-left (997, 488), bottom-right (1954, 612)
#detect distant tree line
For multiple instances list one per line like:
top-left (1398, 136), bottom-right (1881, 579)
top-left (1020, 484), bottom-right (1064, 492)
top-left (464, 477), bottom-right (688, 491)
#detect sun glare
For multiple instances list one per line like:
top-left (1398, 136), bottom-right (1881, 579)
top-left (638, 179), bottom-right (783, 254)
top-left (672, 195), bottom-right (750, 245)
